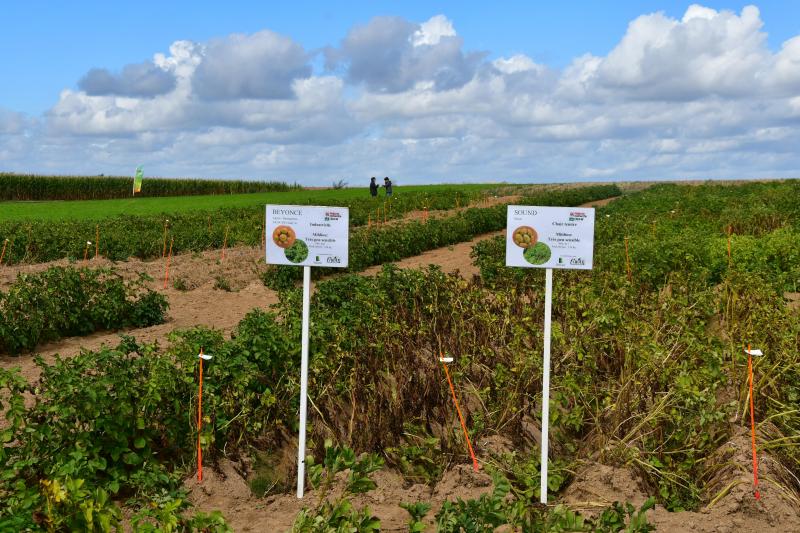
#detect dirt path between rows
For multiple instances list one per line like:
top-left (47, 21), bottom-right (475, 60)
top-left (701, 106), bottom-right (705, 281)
top-left (0, 195), bottom-right (617, 384)
top-left (0, 247), bottom-right (279, 384)
top-left (361, 230), bottom-right (503, 279)
top-left (362, 195), bottom-right (618, 278)
top-left (0, 195), bottom-right (518, 374)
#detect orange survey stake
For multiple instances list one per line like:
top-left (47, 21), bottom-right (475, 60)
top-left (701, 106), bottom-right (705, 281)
top-left (197, 349), bottom-right (213, 482)
top-left (440, 351), bottom-right (479, 472)
top-left (747, 344), bottom-right (761, 500)
top-left (198, 351), bottom-right (203, 481)
top-left (163, 237), bottom-right (174, 289)
top-left (0, 238), bottom-right (8, 265)
top-left (624, 236), bottom-right (632, 282)
top-left (221, 227), bottom-right (229, 261)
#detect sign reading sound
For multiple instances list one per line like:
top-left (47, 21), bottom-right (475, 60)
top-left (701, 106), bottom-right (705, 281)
top-left (505, 205), bottom-right (595, 270)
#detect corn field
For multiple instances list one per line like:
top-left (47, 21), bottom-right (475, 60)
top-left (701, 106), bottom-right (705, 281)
top-left (0, 173), bottom-right (299, 201)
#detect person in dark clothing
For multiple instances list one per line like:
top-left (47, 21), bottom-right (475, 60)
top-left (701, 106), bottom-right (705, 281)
top-left (383, 176), bottom-right (393, 197)
top-left (369, 177), bottom-right (378, 197)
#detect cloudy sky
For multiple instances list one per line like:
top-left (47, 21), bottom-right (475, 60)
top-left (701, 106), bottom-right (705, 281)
top-left (1, 1), bottom-right (800, 185)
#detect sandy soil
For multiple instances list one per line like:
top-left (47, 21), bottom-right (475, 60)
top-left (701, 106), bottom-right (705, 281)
top-left (786, 292), bottom-right (800, 311)
top-left (185, 437), bottom-right (501, 532)
top-left (187, 461), bottom-right (495, 532)
top-left (361, 230), bottom-right (505, 280)
top-left (185, 427), bottom-right (800, 531)
top-left (565, 428), bottom-right (800, 532)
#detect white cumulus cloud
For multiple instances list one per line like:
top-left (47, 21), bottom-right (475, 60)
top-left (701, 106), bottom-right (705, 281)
top-left (2, 5), bottom-right (800, 184)
top-left (411, 15), bottom-right (457, 46)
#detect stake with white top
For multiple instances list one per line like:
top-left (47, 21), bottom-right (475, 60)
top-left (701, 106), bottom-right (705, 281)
top-left (439, 352), bottom-right (479, 471)
top-left (197, 350), bottom-right (213, 482)
top-left (745, 345), bottom-right (763, 500)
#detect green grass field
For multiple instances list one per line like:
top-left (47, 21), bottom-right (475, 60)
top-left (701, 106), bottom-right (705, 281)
top-left (0, 184), bottom-right (501, 222)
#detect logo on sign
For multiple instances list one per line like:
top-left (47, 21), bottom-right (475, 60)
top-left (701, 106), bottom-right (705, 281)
top-left (324, 211), bottom-right (342, 221)
top-left (570, 257), bottom-right (585, 266)
top-left (569, 211), bottom-right (587, 221)
top-left (326, 256), bottom-right (342, 264)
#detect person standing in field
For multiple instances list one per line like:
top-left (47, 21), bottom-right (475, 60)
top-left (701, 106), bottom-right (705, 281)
top-left (369, 177), bottom-right (379, 198)
top-left (383, 176), bottom-right (393, 197)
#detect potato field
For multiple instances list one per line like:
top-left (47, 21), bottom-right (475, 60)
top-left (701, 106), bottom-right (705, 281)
top-left (1, 180), bottom-right (798, 532)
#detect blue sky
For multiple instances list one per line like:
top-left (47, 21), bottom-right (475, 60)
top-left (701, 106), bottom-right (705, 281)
top-left (4, 1), bottom-right (799, 115)
top-left (1, 2), bottom-right (800, 183)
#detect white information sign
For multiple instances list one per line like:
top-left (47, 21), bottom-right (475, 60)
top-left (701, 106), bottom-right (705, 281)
top-left (264, 204), bottom-right (349, 499)
top-left (266, 205), bottom-right (349, 268)
top-left (505, 206), bottom-right (595, 270)
top-left (504, 204), bottom-right (596, 504)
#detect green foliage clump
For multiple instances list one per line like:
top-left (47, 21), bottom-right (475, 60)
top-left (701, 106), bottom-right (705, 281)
top-left (0, 267), bottom-right (168, 354)
top-left (291, 441), bottom-right (383, 532)
top-left (131, 494), bottom-right (231, 532)
top-left (0, 337), bottom-right (237, 531)
top-left (212, 275), bottom-right (232, 292)
top-left (0, 308), bottom-right (294, 529)
top-left (386, 424), bottom-right (445, 485)
top-left (429, 469), bottom-right (656, 532)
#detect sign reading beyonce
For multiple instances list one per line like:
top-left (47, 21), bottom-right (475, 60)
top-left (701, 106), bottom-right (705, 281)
top-left (265, 205), bottom-right (349, 268)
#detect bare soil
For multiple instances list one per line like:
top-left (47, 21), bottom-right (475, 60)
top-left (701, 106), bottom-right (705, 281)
top-left (185, 427), bottom-right (800, 531)
top-left (786, 292), bottom-right (800, 311)
top-left (361, 230), bottom-right (504, 280)
top-left (185, 440), bottom-right (498, 532)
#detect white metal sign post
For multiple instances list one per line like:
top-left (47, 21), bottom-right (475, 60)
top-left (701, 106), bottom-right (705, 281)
top-left (505, 205), bottom-right (595, 503)
top-left (265, 205), bottom-right (349, 498)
